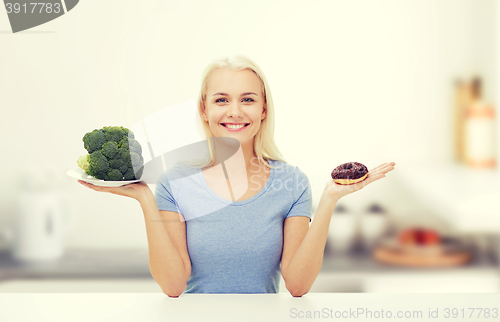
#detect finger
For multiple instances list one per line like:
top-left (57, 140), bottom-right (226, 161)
top-left (359, 173), bottom-right (386, 187)
top-left (78, 180), bottom-right (92, 186)
top-left (367, 163), bottom-right (389, 174)
top-left (371, 162), bottom-right (395, 173)
top-left (78, 180), bottom-right (91, 187)
top-left (371, 164), bottom-right (393, 175)
top-left (379, 163), bottom-right (395, 175)
top-left (367, 162), bottom-right (395, 175)
top-left (370, 173), bottom-right (386, 182)
top-left (355, 178), bottom-right (380, 190)
top-left (368, 163), bottom-right (395, 176)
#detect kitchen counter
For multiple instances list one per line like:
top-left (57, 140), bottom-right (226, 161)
top-left (0, 247), bottom-right (496, 282)
top-left (1, 248), bottom-right (498, 293)
top-left (0, 248), bottom-right (151, 282)
top-left (0, 293), bottom-right (499, 322)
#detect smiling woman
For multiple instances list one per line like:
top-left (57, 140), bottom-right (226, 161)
top-left (149, 55), bottom-right (319, 296)
top-left (151, 55), bottom-right (395, 297)
top-left (79, 54), bottom-right (395, 298)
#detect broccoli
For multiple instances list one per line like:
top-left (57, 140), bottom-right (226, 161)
top-left (77, 155), bottom-right (89, 171)
top-left (77, 126), bottom-right (144, 181)
top-left (82, 129), bottom-right (106, 153)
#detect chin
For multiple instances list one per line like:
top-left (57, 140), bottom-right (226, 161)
top-left (227, 135), bottom-right (250, 144)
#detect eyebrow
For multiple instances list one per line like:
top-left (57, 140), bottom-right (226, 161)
top-left (212, 92), bottom-right (258, 97)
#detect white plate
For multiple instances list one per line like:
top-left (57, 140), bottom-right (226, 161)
top-left (66, 168), bottom-right (142, 187)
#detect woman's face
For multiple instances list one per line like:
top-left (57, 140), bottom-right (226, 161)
top-left (202, 68), bottom-right (266, 147)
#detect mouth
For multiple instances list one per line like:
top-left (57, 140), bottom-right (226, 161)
top-left (220, 123), bottom-right (250, 130)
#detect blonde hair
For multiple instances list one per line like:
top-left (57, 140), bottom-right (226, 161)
top-left (194, 55), bottom-right (285, 170)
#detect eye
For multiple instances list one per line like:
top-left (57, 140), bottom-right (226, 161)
top-left (215, 97), bottom-right (255, 103)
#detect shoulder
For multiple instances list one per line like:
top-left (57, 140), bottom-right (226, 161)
top-left (268, 160), bottom-right (311, 199)
top-left (268, 159), bottom-right (308, 180)
top-left (158, 161), bottom-right (200, 183)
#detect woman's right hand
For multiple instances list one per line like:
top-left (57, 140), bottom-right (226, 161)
top-left (78, 180), bottom-right (151, 202)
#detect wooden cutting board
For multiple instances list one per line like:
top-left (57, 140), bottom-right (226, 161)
top-left (373, 238), bottom-right (473, 267)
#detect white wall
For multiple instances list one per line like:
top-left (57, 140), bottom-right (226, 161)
top-left (0, 0), bottom-right (495, 249)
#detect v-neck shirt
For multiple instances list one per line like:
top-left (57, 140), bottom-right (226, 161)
top-left (154, 159), bottom-right (313, 294)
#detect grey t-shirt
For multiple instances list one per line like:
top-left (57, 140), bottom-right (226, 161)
top-left (154, 159), bottom-right (312, 294)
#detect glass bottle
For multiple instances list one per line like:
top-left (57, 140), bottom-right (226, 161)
top-left (465, 77), bottom-right (497, 168)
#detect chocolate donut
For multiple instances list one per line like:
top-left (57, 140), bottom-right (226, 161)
top-left (331, 162), bottom-right (368, 185)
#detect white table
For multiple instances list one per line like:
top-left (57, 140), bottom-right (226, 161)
top-left (0, 293), bottom-right (499, 321)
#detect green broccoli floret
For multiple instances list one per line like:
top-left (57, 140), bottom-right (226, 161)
top-left (101, 141), bottom-right (118, 159)
top-left (83, 129), bottom-right (106, 153)
top-left (102, 126), bottom-right (126, 143)
top-left (118, 137), bottom-right (142, 155)
top-left (105, 169), bottom-right (124, 181)
top-left (79, 126), bottom-right (144, 181)
top-left (115, 146), bottom-right (131, 172)
top-left (130, 151), bottom-right (144, 168)
top-left (124, 128), bottom-right (134, 139)
top-left (88, 151), bottom-right (109, 180)
top-left (108, 158), bottom-right (125, 170)
top-left (124, 165), bottom-right (144, 180)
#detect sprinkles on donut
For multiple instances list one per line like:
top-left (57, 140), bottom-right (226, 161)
top-left (331, 162), bottom-right (368, 185)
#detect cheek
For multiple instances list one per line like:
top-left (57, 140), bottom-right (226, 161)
top-left (207, 115), bottom-right (224, 129)
top-left (208, 113), bottom-right (222, 123)
top-left (204, 108), bottom-right (219, 123)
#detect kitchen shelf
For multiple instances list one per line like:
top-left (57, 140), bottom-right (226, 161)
top-left (396, 164), bottom-right (500, 232)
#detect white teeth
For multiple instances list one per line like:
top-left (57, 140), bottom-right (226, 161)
top-left (224, 124), bottom-right (247, 129)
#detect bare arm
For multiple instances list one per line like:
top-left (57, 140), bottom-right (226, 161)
top-left (281, 200), bottom-right (334, 297)
top-left (281, 163), bottom-right (395, 296)
top-left (139, 189), bottom-right (191, 297)
top-left (78, 180), bottom-right (191, 297)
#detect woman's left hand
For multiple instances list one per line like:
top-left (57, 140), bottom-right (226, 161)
top-left (321, 162), bottom-right (396, 203)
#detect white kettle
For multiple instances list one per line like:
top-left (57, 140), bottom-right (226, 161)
top-left (1, 191), bottom-right (75, 262)
top-left (327, 204), bottom-right (357, 254)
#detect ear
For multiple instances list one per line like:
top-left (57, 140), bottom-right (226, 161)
top-left (261, 104), bottom-right (267, 121)
top-left (201, 100), bottom-right (209, 122)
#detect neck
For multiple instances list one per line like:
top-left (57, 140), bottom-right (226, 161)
top-left (241, 139), bottom-right (257, 172)
top-left (212, 138), bottom-right (262, 173)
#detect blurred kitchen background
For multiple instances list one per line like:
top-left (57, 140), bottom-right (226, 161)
top-left (1, 0), bottom-right (500, 293)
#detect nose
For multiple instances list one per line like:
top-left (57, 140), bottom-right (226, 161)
top-left (226, 101), bottom-right (243, 118)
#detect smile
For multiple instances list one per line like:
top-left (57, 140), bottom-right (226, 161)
top-left (221, 123), bottom-right (250, 131)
